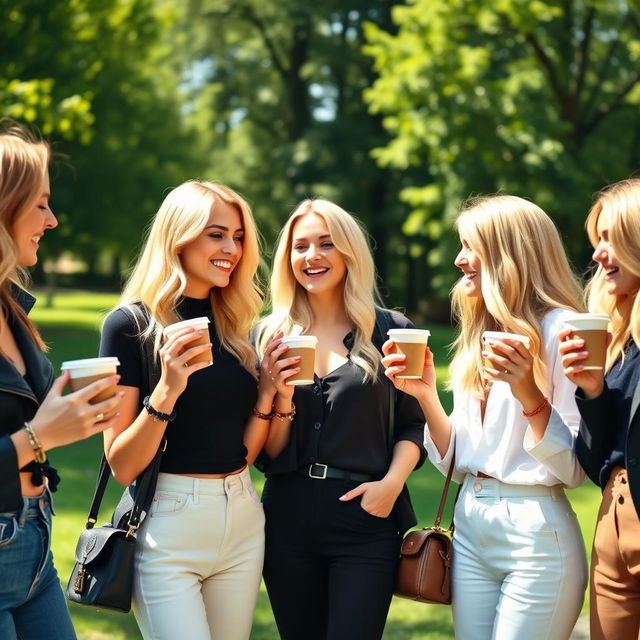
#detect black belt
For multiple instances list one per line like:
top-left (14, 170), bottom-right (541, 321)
top-left (301, 463), bottom-right (374, 482)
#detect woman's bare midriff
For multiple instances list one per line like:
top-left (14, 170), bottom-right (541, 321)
top-left (176, 465), bottom-right (247, 479)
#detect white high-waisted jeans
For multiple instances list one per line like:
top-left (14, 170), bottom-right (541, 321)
top-left (452, 474), bottom-right (587, 640)
top-left (132, 468), bottom-right (265, 640)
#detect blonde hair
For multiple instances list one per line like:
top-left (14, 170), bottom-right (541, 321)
top-left (0, 120), bottom-right (50, 350)
top-left (118, 181), bottom-right (263, 373)
top-left (449, 195), bottom-right (583, 398)
top-left (257, 199), bottom-right (382, 381)
top-left (585, 179), bottom-right (640, 369)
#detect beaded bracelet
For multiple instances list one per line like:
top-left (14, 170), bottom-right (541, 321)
top-left (252, 407), bottom-right (275, 420)
top-left (273, 403), bottom-right (296, 420)
top-left (24, 422), bottom-right (46, 463)
top-left (522, 397), bottom-right (549, 418)
top-left (143, 396), bottom-right (176, 422)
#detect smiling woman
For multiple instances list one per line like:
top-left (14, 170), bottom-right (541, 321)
top-left (255, 198), bottom-right (426, 640)
top-left (98, 180), bottom-right (273, 640)
top-left (0, 121), bottom-right (123, 640)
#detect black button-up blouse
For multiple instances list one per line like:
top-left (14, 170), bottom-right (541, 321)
top-left (263, 309), bottom-right (427, 479)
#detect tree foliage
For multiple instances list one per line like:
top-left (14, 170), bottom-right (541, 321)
top-left (365, 0), bottom-right (640, 290)
top-left (1, 0), bottom-right (199, 276)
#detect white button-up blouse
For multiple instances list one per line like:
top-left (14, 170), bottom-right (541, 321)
top-left (424, 308), bottom-right (586, 488)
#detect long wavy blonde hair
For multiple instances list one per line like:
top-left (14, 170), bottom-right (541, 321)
top-left (0, 121), bottom-right (50, 350)
top-left (118, 181), bottom-right (263, 373)
top-left (585, 179), bottom-right (640, 370)
top-left (448, 195), bottom-right (583, 398)
top-left (257, 199), bottom-right (382, 381)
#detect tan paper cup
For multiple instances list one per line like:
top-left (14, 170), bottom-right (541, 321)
top-left (61, 357), bottom-right (120, 418)
top-left (564, 313), bottom-right (609, 370)
top-left (279, 335), bottom-right (318, 385)
top-left (482, 331), bottom-right (531, 375)
top-left (387, 329), bottom-right (431, 378)
top-left (163, 317), bottom-right (212, 365)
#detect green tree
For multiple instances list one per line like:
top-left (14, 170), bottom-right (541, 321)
top-left (178, 0), bottom-right (434, 308)
top-left (1, 0), bottom-right (202, 279)
top-left (365, 0), bottom-right (640, 295)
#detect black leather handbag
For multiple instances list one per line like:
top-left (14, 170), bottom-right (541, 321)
top-left (66, 446), bottom-right (163, 612)
top-left (66, 303), bottom-right (164, 612)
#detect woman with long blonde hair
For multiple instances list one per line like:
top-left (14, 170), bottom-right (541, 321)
top-left (384, 195), bottom-right (588, 640)
top-left (99, 181), bottom-right (274, 640)
top-left (0, 121), bottom-right (122, 639)
top-left (560, 179), bottom-right (640, 640)
top-left (256, 199), bottom-right (425, 639)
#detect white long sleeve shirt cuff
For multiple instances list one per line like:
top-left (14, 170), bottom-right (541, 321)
top-left (523, 406), bottom-right (586, 488)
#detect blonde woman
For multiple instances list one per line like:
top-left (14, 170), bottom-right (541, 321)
top-left (383, 195), bottom-right (588, 640)
top-left (255, 199), bottom-right (425, 640)
top-left (99, 181), bottom-right (273, 640)
top-left (0, 122), bottom-right (122, 639)
top-left (559, 179), bottom-right (640, 640)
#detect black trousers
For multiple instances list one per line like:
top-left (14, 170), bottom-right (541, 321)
top-left (262, 473), bottom-right (402, 640)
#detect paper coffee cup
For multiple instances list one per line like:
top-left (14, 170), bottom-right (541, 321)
top-left (163, 317), bottom-right (212, 365)
top-left (563, 313), bottom-right (609, 370)
top-left (279, 335), bottom-right (318, 385)
top-left (387, 329), bottom-right (431, 378)
top-left (61, 357), bottom-right (120, 416)
top-left (481, 331), bottom-right (531, 375)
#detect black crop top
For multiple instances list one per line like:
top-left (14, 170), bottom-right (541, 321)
top-left (99, 296), bottom-right (258, 474)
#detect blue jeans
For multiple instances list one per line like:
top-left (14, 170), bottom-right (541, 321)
top-left (0, 490), bottom-right (76, 640)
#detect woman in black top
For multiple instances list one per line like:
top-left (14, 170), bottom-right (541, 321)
top-left (559, 179), bottom-right (640, 640)
top-left (256, 199), bottom-right (425, 640)
top-left (100, 181), bottom-right (275, 640)
top-left (0, 122), bottom-right (122, 639)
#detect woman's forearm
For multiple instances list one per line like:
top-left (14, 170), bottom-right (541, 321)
top-left (417, 389), bottom-right (453, 458)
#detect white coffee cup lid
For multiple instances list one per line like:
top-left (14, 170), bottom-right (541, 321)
top-left (163, 316), bottom-right (210, 337)
top-left (281, 335), bottom-right (318, 348)
top-left (482, 331), bottom-right (531, 347)
top-left (564, 313), bottom-right (609, 331)
top-left (61, 357), bottom-right (120, 378)
top-left (387, 328), bottom-right (430, 344)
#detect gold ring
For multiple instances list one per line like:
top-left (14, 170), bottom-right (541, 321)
top-left (95, 412), bottom-right (105, 422)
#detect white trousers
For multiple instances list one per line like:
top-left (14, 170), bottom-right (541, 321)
top-left (452, 475), bottom-right (587, 640)
top-left (132, 469), bottom-right (265, 640)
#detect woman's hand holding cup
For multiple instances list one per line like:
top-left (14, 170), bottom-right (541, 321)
top-left (381, 339), bottom-right (437, 401)
top-left (158, 326), bottom-right (213, 397)
top-left (260, 334), bottom-right (299, 402)
top-left (31, 370), bottom-right (124, 452)
top-left (558, 327), bottom-right (607, 399)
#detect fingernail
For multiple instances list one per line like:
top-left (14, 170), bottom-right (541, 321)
top-left (339, 495), bottom-right (347, 500)
top-left (294, 356), bottom-right (301, 361)
top-left (118, 391), bottom-right (125, 397)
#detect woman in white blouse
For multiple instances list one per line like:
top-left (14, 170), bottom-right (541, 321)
top-left (383, 195), bottom-right (588, 640)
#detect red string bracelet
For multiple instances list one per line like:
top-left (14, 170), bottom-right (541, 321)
top-left (522, 397), bottom-right (549, 417)
top-left (252, 406), bottom-right (274, 420)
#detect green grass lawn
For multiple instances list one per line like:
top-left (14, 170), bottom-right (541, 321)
top-left (30, 289), bottom-right (601, 640)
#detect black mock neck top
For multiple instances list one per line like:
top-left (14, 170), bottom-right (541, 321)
top-left (100, 296), bottom-right (258, 474)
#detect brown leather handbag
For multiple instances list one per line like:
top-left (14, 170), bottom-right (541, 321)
top-left (395, 460), bottom-right (455, 604)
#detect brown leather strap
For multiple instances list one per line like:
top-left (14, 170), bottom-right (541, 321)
top-left (433, 456), bottom-right (456, 530)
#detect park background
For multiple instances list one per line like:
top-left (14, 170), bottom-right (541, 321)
top-left (4, 0), bottom-right (639, 637)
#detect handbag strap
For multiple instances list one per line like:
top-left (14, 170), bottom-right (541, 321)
top-left (433, 457), bottom-right (455, 530)
top-left (84, 303), bottom-right (164, 534)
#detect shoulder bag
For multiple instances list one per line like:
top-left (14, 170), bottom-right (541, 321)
top-left (394, 459), bottom-right (455, 604)
top-left (66, 303), bottom-right (164, 612)
top-left (378, 308), bottom-right (455, 604)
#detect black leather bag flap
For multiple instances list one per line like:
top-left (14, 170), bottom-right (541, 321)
top-left (74, 526), bottom-right (131, 565)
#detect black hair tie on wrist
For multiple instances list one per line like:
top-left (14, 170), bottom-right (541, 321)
top-left (143, 396), bottom-right (176, 422)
